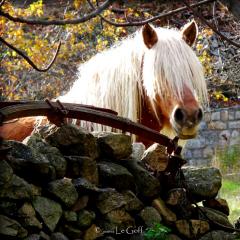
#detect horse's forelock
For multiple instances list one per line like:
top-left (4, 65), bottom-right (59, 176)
top-left (142, 27), bottom-right (208, 111)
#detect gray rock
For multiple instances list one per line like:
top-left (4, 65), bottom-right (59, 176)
top-left (130, 142), bottom-right (146, 161)
top-left (47, 178), bottom-right (78, 207)
top-left (18, 202), bottom-right (42, 230)
top-left (24, 234), bottom-right (41, 240)
top-left (0, 174), bottom-right (41, 200)
top-left (228, 121), bottom-right (240, 129)
top-left (98, 161), bottom-right (135, 191)
top-left (183, 167), bottom-right (222, 201)
top-left (63, 211), bottom-right (77, 222)
top-left (101, 209), bottom-right (135, 232)
top-left (25, 134), bottom-right (67, 179)
top-left (199, 230), bottom-right (236, 240)
top-left (83, 224), bottom-right (103, 240)
top-left (39, 231), bottom-right (50, 240)
top-left (167, 234), bottom-right (183, 240)
top-left (211, 111), bottom-right (221, 121)
top-left (141, 143), bottom-right (168, 172)
top-left (0, 160), bottom-right (13, 185)
top-left (0, 214), bottom-right (28, 238)
top-left (51, 232), bottom-right (69, 240)
top-left (32, 196), bottom-right (62, 232)
top-left (60, 224), bottom-right (83, 239)
top-left (96, 132), bottom-right (132, 159)
top-left (199, 207), bottom-right (233, 228)
top-left (72, 177), bottom-right (114, 195)
top-left (236, 110), bottom-right (240, 119)
top-left (77, 209), bottom-right (96, 228)
top-left (6, 140), bottom-right (53, 183)
top-left (121, 160), bottom-right (161, 198)
top-left (44, 124), bottom-right (99, 159)
top-left (0, 201), bottom-right (18, 216)
top-left (139, 206), bottom-right (162, 227)
top-left (208, 121), bottom-right (227, 130)
top-left (184, 138), bottom-right (206, 149)
top-left (220, 110), bottom-right (229, 121)
top-left (96, 190), bottom-right (127, 214)
top-left (65, 156), bottom-right (98, 185)
top-left (122, 190), bottom-right (144, 212)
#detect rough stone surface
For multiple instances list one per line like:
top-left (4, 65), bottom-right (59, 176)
top-left (63, 211), bottom-right (77, 222)
top-left (24, 234), bottom-right (41, 240)
top-left (130, 142), bottom-right (145, 161)
top-left (77, 210), bottom-right (96, 228)
top-left (32, 196), bottom-right (62, 232)
top-left (72, 177), bottom-right (112, 194)
top-left (175, 219), bottom-right (210, 239)
top-left (44, 124), bottom-right (99, 159)
top-left (25, 134), bottom-right (67, 179)
top-left (199, 207), bottom-right (233, 228)
top-left (139, 206), bottom-right (162, 227)
top-left (203, 198), bottom-right (230, 216)
top-left (101, 209), bottom-right (135, 232)
top-left (183, 167), bottom-right (222, 201)
top-left (50, 232), bottom-right (69, 240)
top-left (47, 178), bottom-right (78, 207)
top-left (98, 161), bottom-right (135, 191)
top-left (59, 224), bottom-right (82, 239)
top-left (122, 190), bottom-right (144, 212)
top-left (198, 230), bottom-right (236, 240)
top-left (18, 202), bottom-right (42, 230)
top-left (0, 174), bottom-right (41, 200)
top-left (95, 132), bottom-right (132, 159)
top-left (141, 143), bottom-right (168, 172)
top-left (5, 140), bottom-right (53, 183)
top-left (83, 224), bottom-right (103, 240)
top-left (96, 191), bottom-right (127, 215)
top-left (152, 198), bottom-right (177, 222)
top-left (65, 156), bottom-right (98, 184)
top-left (122, 160), bottom-right (161, 198)
top-left (0, 214), bottom-right (28, 238)
top-left (0, 160), bottom-right (13, 185)
top-left (183, 107), bottom-right (240, 166)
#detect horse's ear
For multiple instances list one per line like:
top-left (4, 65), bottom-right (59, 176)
top-left (181, 20), bottom-right (198, 46)
top-left (142, 23), bottom-right (158, 49)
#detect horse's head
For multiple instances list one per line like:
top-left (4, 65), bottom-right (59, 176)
top-left (141, 21), bottom-right (208, 140)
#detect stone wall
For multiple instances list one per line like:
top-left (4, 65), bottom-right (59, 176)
top-left (183, 106), bottom-right (240, 166)
top-left (1, 124), bottom-right (236, 240)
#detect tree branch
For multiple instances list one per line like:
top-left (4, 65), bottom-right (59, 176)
top-left (0, 37), bottom-right (61, 72)
top-left (0, 0), bottom-right (5, 8)
top-left (183, 0), bottom-right (240, 48)
top-left (0, 0), bottom-right (115, 25)
top-left (88, 0), bottom-right (215, 27)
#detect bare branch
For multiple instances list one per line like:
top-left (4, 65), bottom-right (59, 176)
top-left (0, 37), bottom-right (61, 72)
top-left (0, 0), bottom-right (115, 25)
top-left (183, 0), bottom-right (240, 48)
top-left (88, 0), bottom-right (215, 27)
top-left (0, 0), bottom-right (5, 8)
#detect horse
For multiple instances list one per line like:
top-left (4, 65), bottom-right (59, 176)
top-left (0, 21), bottom-right (208, 146)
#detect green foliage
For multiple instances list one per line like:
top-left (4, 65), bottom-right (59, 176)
top-left (215, 143), bottom-right (240, 174)
top-left (219, 179), bottom-right (240, 224)
top-left (144, 223), bottom-right (171, 240)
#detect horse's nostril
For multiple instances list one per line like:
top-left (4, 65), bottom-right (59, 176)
top-left (196, 108), bottom-right (203, 122)
top-left (174, 108), bottom-right (185, 124)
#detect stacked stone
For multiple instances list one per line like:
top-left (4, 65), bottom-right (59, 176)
top-left (0, 124), bottom-right (238, 240)
top-left (184, 106), bottom-right (240, 166)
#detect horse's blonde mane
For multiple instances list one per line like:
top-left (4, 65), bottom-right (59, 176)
top-left (60, 25), bottom-right (208, 130)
